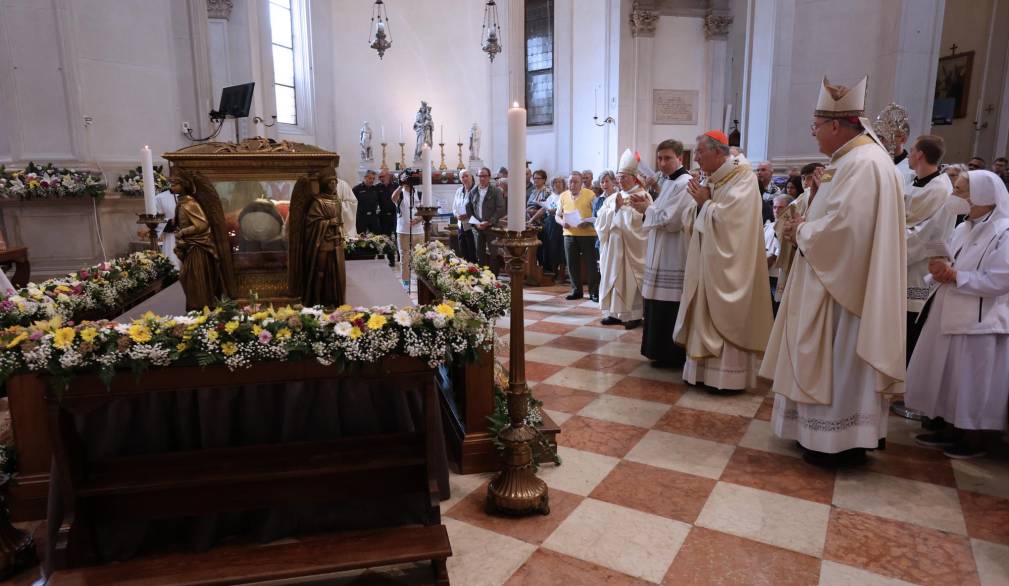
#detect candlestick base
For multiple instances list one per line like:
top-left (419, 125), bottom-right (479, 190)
top-left (414, 206), bottom-right (440, 243)
top-left (380, 142), bottom-right (389, 172)
top-left (456, 143), bottom-right (466, 171)
top-left (486, 226), bottom-right (549, 517)
top-left (397, 142), bottom-right (406, 171)
top-left (137, 213), bottom-right (166, 252)
top-left (438, 142), bottom-right (448, 172)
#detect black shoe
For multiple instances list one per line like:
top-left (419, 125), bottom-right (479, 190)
top-left (623, 319), bottom-right (642, 330)
top-left (943, 443), bottom-right (987, 460)
top-left (651, 360), bottom-right (678, 369)
top-left (589, 294), bottom-right (599, 302)
top-left (600, 316), bottom-right (622, 326)
top-left (565, 293), bottom-right (584, 301)
top-left (803, 448), bottom-right (867, 469)
top-left (705, 386), bottom-right (744, 396)
top-left (915, 431), bottom-right (960, 449)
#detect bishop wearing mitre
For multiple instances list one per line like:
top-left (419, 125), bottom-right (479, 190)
top-left (760, 77), bottom-right (906, 467)
top-left (596, 149), bottom-right (652, 330)
top-left (673, 130), bottom-right (773, 392)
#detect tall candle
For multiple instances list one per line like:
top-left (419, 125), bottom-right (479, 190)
top-left (399, 123), bottom-right (404, 142)
top-left (381, 125), bottom-right (386, 141)
top-left (440, 125), bottom-right (444, 144)
top-left (507, 102), bottom-right (527, 231)
top-left (141, 145), bottom-right (156, 215)
top-left (421, 143), bottom-right (433, 206)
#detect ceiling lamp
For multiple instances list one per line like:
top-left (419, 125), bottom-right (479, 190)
top-left (369, 0), bottom-right (392, 60)
top-left (481, 0), bottom-right (502, 62)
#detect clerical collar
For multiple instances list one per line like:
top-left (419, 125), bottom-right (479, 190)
top-left (912, 170), bottom-right (942, 188)
top-left (893, 150), bottom-right (908, 165)
top-left (667, 166), bottom-right (687, 181)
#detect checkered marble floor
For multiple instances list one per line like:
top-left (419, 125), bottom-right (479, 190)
top-left (345, 286), bottom-right (1008, 584)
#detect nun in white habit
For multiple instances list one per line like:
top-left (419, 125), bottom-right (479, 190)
top-left (906, 170), bottom-right (1009, 459)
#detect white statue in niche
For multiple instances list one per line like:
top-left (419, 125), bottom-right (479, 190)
top-left (359, 121), bottom-right (374, 161)
top-left (468, 123), bottom-right (481, 162)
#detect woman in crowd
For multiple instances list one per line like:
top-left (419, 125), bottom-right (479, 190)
top-left (391, 172), bottom-right (425, 289)
top-left (539, 176), bottom-right (567, 278)
top-left (594, 171), bottom-right (616, 252)
top-left (452, 169), bottom-right (476, 262)
top-left (526, 170), bottom-right (551, 224)
top-left (785, 175), bottom-right (803, 199)
top-left (906, 170), bottom-right (1009, 459)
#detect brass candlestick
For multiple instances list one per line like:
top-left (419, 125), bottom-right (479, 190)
top-left (415, 205), bottom-right (439, 242)
top-left (397, 142), bottom-right (406, 170)
top-left (438, 142), bottom-right (448, 171)
top-left (486, 226), bottom-right (549, 517)
top-left (380, 142), bottom-right (389, 171)
top-left (137, 212), bottom-right (166, 252)
top-left (456, 142), bottom-right (465, 170)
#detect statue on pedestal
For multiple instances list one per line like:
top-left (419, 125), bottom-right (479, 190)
top-left (360, 121), bottom-right (374, 162)
top-left (171, 171), bottom-right (233, 311)
top-left (469, 123), bottom-right (481, 162)
top-left (413, 101), bottom-right (433, 162)
top-left (288, 171), bottom-right (346, 307)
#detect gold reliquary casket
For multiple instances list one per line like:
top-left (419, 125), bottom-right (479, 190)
top-left (163, 138), bottom-right (346, 308)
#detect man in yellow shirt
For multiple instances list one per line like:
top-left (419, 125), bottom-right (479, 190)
top-left (554, 171), bottom-right (599, 301)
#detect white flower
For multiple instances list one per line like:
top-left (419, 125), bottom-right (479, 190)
top-left (300, 307), bottom-right (323, 318)
top-left (393, 310), bottom-right (413, 327)
top-left (334, 322), bottom-right (352, 337)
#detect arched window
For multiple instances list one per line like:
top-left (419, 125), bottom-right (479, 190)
top-left (525, 0), bottom-right (554, 127)
top-left (268, 0), bottom-right (312, 134)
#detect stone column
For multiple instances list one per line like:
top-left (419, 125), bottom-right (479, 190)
top-left (629, 2), bottom-right (658, 156)
top-left (704, 11), bottom-right (732, 132)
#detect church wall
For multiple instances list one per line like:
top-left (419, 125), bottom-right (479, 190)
top-left (648, 15), bottom-right (709, 156)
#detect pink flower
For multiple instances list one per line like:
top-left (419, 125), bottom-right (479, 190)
top-left (258, 330), bottom-right (272, 344)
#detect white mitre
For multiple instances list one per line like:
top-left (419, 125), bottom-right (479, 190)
top-left (815, 75), bottom-right (885, 149)
top-left (618, 148), bottom-right (639, 175)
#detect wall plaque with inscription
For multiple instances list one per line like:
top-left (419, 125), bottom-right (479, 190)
top-left (653, 89), bottom-right (698, 125)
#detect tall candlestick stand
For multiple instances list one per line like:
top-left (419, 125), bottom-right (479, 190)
top-left (456, 142), bottom-right (466, 170)
top-left (380, 142), bottom-right (389, 171)
top-left (137, 212), bottom-right (166, 252)
top-left (438, 142), bottom-right (448, 171)
top-left (415, 206), bottom-right (439, 242)
top-left (486, 226), bottom-right (549, 516)
top-left (0, 474), bottom-right (36, 580)
top-left (397, 142), bottom-right (406, 170)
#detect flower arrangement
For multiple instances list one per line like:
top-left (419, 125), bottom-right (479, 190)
top-left (411, 241), bottom-right (509, 319)
top-left (0, 298), bottom-right (493, 389)
top-left (116, 165), bottom-right (170, 197)
top-left (344, 233), bottom-right (396, 257)
top-left (0, 251), bottom-right (176, 328)
top-left (0, 162), bottom-right (105, 200)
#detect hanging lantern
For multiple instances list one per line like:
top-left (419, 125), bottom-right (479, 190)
top-left (369, 0), bottom-right (392, 60)
top-left (481, 0), bottom-right (502, 62)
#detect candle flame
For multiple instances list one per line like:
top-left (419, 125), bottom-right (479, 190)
top-left (512, 102), bottom-right (519, 108)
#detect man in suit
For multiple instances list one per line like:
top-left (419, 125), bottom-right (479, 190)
top-left (466, 166), bottom-right (505, 270)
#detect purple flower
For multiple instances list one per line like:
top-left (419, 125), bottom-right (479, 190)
top-left (258, 330), bottom-right (272, 344)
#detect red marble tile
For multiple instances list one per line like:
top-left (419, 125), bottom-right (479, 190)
top-left (523, 361), bottom-right (566, 383)
top-left (590, 461), bottom-right (716, 524)
top-left (606, 377), bottom-right (686, 405)
top-left (654, 407), bottom-right (751, 445)
top-left (618, 329), bottom-right (645, 344)
top-left (754, 396), bottom-right (774, 421)
top-left (505, 548), bottom-right (650, 585)
top-left (445, 483), bottom-right (582, 545)
top-left (530, 384), bottom-right (600, 413)
top-left (528, 321), bottom-right (579, 335)
top-left (568, 306), bottom-right (603, 317)
top-left (523, 310), bottom-right (551, 320)
top-left (959, 489), bottom-right (1009, 545)
top-left (720, 447), bottom-right (836, 504)
top-left (570, 354), bottom-right (646, 375)
top-left (548, 335), bottom-right (610, 353)
top-left (662, 527), bottom-right (820, 586)
top-left (865, 441), bottom-right (957, 487)
top-left (557, 416), bottom-right (649, 458)
top-left (823, 508), bottom-right (979, 586)
top-left (495, 327), bottom-right (511, 338)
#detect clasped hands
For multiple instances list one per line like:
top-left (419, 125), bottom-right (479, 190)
top-left (928, 258), bottom-right (957, 284)
top-left (687, 178), bottom-right (711, 205)
top-left (620, 193), bottom-right (650, 214)
top-left (781, 215), bottom-right (804, 244)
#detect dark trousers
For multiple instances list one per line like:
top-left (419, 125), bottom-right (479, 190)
top-left (564, 235), bottom-right (599, 297)
top-left (474, 228), bottom-right (497, 270)
top-left (458, 229), bottom-right (477, 263)
top-left (641, 298), bottom-right (686, 365)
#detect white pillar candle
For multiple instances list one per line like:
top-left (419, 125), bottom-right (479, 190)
top-left (507, 102), bottom-right (526, 231)
top-left (141, 145), bottom-right (157, 215)
top-left (421, 143), bottom-right (433, 206)
top-left (381, 125), bottom-right (386, 141)
top-left (399, 123), bottom-right (404, 142)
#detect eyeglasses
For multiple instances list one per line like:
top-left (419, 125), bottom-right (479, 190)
top-left (810, 119), bottom-right (832, 134)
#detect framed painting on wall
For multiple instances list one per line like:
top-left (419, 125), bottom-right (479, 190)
top-left (935, 51), bottom-right (974, 119)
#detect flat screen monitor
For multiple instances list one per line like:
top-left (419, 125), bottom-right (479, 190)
top-left (218, 82), bottom-right (255, 119)
top-left (932, 98), bottom-right (955, 125)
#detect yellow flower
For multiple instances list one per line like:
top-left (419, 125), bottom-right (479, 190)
top-left (206, 330), bottom-right (219, 342)
top-left (224, 321), bottom-right (240, 334)
top-left (275, 307), bottom-right (296, 320)
top-left (6, 332), bottom-right (28, 349)
top-left (128, 323), bottom-right (152, 343)
top-left (193, 315), bottom-right (207, 326)
top-left (366, 314), bottom-right (387, 330)
top-left (337, 305), bottom-right (352, 312)
top-left (252, 325), bottom-right (263, 336)
top-left (435, 303), bottom-right (456, 318)
top-left (176, 342), bottom-right (188, 352)
top-left (251, 311), bottom-right (269, 321)
top-left (351, 312), bottom-right (365, 322)
top-left (276, 328), bottom-right (292, 339)
top-left (80, 327), bottom-right (98, 342)
top-left (221, 342), bottom-right (238, 356)
top-left (349, 326), bottom-right (363, 339)
top-left (53, 327), bottom-right (76, 349)
top-left (142, 310), bottom-right (157, 321)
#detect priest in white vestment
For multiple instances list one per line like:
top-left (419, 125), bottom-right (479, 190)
top-left (906, 170), bottom-right (1009, 459)
top-left (760, 76), bottom-right (906, 467)
top-left (673, 130), bottom-right (773, 392)
top-left (597, 150), bottom-right (652, 329)
top-left (154, 189), bottom-right (180, 268)
top-left (335, 174), bottom-right (359, 239)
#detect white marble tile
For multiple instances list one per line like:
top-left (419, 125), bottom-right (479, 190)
top-left (696, 482), bottom-right (831, 557)
top-left (578, 300), bottom-right (600, 308)
top-left (525, 346), bottom-right (588, 366)
top-left (971, 538), bottom-right (1009, 586)
top-left (543, 408), bottom-right (572, 425)
top-left (543, 313), bottom-right (598, 326)
top-left (494, 317), bottom-right (538, 328)
top-left (595, 341), bottom-right (650, 360)
top-left (953, 458), bottom-right (1009, 500)
top-left (737, 419), bottom-right (803, 458)
top-left (542, 367), bottom-right (626, 393)
top-left (577, 394), bottom-right (670, 429)
top-left (565, 326), bottom-right (627, 341)
top-left (625, 430), bottom-right (735, 480)
top-left (522, 292), bottom-right (556, 302)
top-left (630, 362), bottom-right (685, 383)
top-left (440, 472), bottom-right (495, 513)
top-left (676, 388), bottom-right (763, 418)
top-left (543, 498), bottom-right (691, 583)
top-left (526, 303), bottom-right (571, 313)
top-left (833, 470), bottom-right (967, 535)
top-left (443, 518), bottom-right (536, 586)
top-left (884, 414), bottom-right (924, 447)
top-left (538, 446), bottom-right (620, 496)
top-left (523, 331), bottom-right (559, 346)
top-left (818, 561), bottom-right (918, 586)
